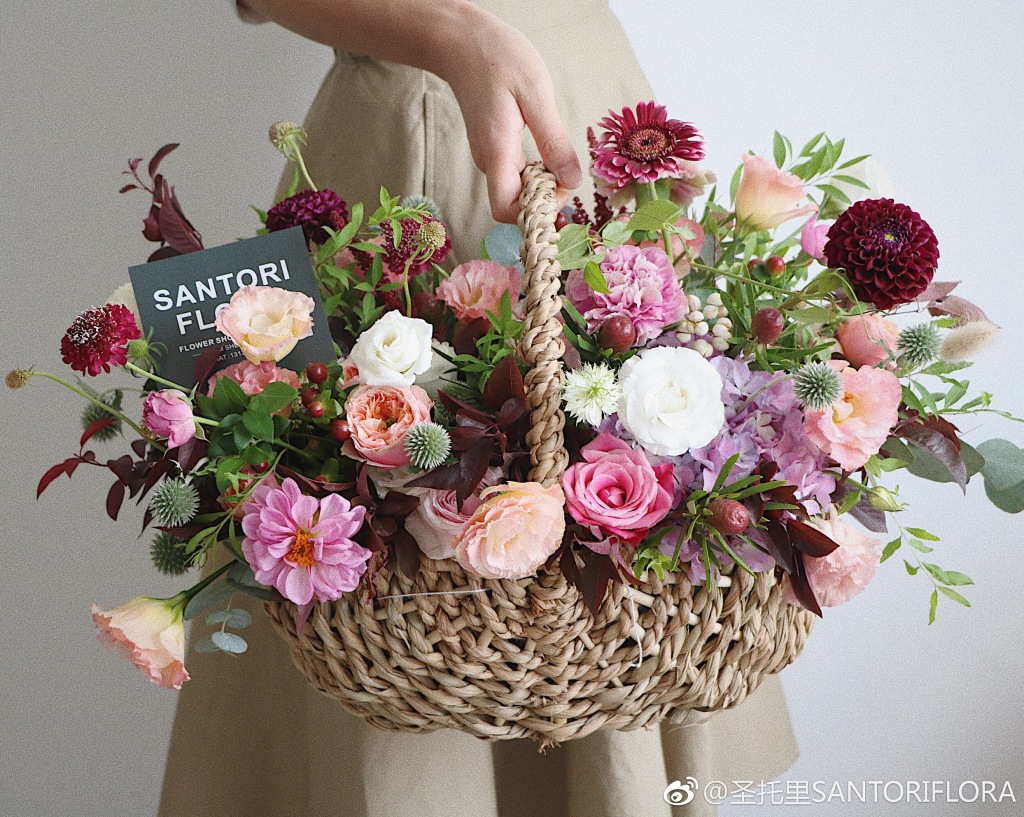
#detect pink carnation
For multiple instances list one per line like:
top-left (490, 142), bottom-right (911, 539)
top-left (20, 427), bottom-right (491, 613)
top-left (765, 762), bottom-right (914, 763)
top-left (91, 596), bottom-right (189, 689)
top-left (142, 389), bottom-right (196, 448)
top-left (566, 245), bottom-right (686, 343)
top-left (437, 259), bottom-right (521, 321)
top-left (241, 476), bottom-right (369, 605)
top-left (837, 313), bottom-right (900, 369)
top-left (784, 511), bottom-right (882, 608)
top-left (454, 482), bottom-right (565, 579)
top-left (804, 363), bottom-right (902, 471)
top-left (343, 384), bottom-right (433, 468)
top-left (562, 432), bottom-right (674, 545)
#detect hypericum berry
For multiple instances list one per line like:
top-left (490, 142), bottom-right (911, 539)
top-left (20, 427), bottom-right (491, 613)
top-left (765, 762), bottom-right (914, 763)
top-left (253, 460), bottom-right (270, 473)
top-left (306, 401), bottom-right (325, 419)
top-left (751, 307), bottom-right (784, 344)
top-left (764, 255), bottom-right (786, 276)
top-left (554, 211), bottom-right (570, 231)
top-left (150, 478), bottom-right (200, 527)
top-left (300, 387), bottom-right (318, 407)
top-left (329, 418), bottom-right (351, 442)
top-left (747, 258), bottom-right (762, 273)
top-left (792, 361), bottom-right (842, 410)
top-left (598, 315), bottom-right (637, 353)
top-left (305, 362), bottom-right (328, 384)
top-left (708, 498), bottom-right (750, 535)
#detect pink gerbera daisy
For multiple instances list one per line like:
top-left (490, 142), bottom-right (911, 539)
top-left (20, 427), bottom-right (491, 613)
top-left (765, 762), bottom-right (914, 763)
top-left (241, 476), bottom-right (370, 605)
top-left (590, 101), bottom-right (704, 188)
top-left (60, 304), bottom-right (142, 376)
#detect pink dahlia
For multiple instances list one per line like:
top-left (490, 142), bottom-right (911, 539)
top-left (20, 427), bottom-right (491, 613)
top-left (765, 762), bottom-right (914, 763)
top-left (60, 303), bottom-right (142, 376)
top-left (823, 198), bottom-right (939, 310)
top-left (565, 245), bottom-right (686, 343)
top-left (241, 476), bottom-right (370, 605)
top-left (265, 188), bottom-right (349, 245)
top-left (590, 101), bottom-right (704, 188)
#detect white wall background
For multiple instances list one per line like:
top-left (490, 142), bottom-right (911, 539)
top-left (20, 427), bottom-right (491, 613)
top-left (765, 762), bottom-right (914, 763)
top-left (0, 1), bottom-right (1020, 815)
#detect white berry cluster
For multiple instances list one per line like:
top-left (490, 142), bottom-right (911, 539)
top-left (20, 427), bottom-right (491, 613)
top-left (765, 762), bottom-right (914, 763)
top-left (675, 293), bottom-right (732, 357)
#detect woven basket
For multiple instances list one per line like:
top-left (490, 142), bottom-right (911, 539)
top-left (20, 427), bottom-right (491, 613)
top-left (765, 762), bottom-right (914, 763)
top-left (266, 164), bottom-right (814, 745)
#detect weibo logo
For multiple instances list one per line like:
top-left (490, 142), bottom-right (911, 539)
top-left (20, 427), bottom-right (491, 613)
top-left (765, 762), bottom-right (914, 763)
top-left (663, 777), bottom-right (699, 806)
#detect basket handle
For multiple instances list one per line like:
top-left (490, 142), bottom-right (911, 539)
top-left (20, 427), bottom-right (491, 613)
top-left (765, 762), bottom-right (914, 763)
top-left (516, 163), bottom-right (568, 486)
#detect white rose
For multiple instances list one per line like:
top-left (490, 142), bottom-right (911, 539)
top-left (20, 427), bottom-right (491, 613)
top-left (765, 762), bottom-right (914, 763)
top-left (617, 346), bottom-right (724, 456)
top-left (348, 311), bottom-right (433, 386)
top-left (415, 341), bottom-right (457, 399)
top-left (830, 156), bottom-right (895, 207)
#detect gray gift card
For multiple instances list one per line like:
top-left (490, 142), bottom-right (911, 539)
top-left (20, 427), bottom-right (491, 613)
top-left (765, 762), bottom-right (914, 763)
top-left (129, 227), bottom-right (334, 388)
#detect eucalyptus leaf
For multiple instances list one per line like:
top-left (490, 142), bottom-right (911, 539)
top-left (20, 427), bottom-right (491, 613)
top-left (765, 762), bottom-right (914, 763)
top-left (211, 631), bottom-right (248, 654)
top-left (193, 635), bottom-right (220, 653)
top-left (905, 440), bottom-right (984, 484)
top-left (205, 608), bottom-right (253, 629)
top-left (976, 439), bottom-right (1024, 492)
top-left (184, 579), bottom-right (237, 621)
top-left (483, 223), bottom-right (523, 268)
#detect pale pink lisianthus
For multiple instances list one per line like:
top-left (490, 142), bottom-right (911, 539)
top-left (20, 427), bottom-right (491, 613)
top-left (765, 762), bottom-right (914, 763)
top-left (562, 432), bottom-right (674, 545)
top-left (343, 384), bottom-right (433, 468)
top-left (142, 389), bottom-right (196, 448)
top-left (206, 360), bottom-right (301, 410)
top-left (91, 595), bottom-right (189, 689)
top-left (804, 363), bottom-right (902, 471)
top-left (783, 510), bottom-right (882, 608)
top-left (837, 313), bottom-right (900, 369)
top-left (437, 259), bottom-right (522, 321)
top-left (454, 482), bottom-right (566, 579)
top-left (566, 244), bottom-right (686, 343)
top-left (800, 214), bottom-right (830, 260)
top-left (215, 285), bottom-right (314, 363)
top-left (241, 476), bottom-right (369, 605)
top-left (735, 154), bottom-right (817, 230)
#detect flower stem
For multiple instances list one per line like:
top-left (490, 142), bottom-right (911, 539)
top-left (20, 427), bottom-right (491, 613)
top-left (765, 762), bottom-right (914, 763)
top-left (294, 152), bottom-right (318, 193)
top-left (27, 370), bottom-right (151, 441)
top-left (691, 261), bottom-right (799, 299)
top-left (179, 560), bottom-right (236, 604)
top-left (123, 362), bottom-right (190, 392)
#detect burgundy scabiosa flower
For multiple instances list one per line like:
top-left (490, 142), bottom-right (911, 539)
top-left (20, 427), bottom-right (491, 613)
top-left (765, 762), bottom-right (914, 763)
top-left (61, 304), bottom-right (142, 376)
top-left (823, 198), bottom-right (939, 310)
top-left (265, 188), bottom-right (349, 245)
top-left (381, 216), bottom-right (451, 276)
top-left (590, 101), bottom-right (704, 188)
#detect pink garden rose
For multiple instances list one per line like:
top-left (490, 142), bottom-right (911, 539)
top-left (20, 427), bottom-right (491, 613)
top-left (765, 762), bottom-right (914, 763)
top-left (566, 244), bottom-right (686, 343)
top-left (454, 482), bottom-right (566, 579)
top-left (804, 363), bottom-right (902, 471)
top-left (837, 313), bottom-right (900, 369)
top-left (142, 389), bottom-right (196, 448)
top-left (783, 510), bottom-right (882, 608)
top-left (437, 259), bottom-right (521, 321)
top-left (562, 432), bottom-right (674, 545)
top-left (405, 489), bottom-right (485, 560)
top-left (800, 214), bottom-right (830, 260)
top-left (343, 384), bottom-right (433, 468)
top-left (91, 595), bottom-right (189, 689)
top-left (241, 476), bottom-right (369, 605)
top-left (735, 154), bottom-right (817, 230)
top-left (215, 285), bottom-right (314, 363)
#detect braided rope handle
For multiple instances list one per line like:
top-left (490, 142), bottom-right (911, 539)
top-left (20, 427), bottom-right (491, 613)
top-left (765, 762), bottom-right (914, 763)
top-left (516, 163), bottom-right (569, 486)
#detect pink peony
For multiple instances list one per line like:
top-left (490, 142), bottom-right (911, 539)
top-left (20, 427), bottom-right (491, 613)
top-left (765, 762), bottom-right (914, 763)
top-left (453, 482), bottom-right (566, 579)
top-left (241, 476), bottom-right (369, 605)
top-left (437, 259), bottom-right (522, 321)
top-left (562, 432), bottom-right (674, 545)
top-left (343, 384), bottom-right (433, 468)
top-left (215, 285), bottom-right (314, 364)
top-left (735, 154), bottom-right (817, 230)
top-left (784, 510), bottom-right (882, 608)
top-left (837, 313), bottom-right (900, 369)
top-left (566, 245), bottom-right (686, 343)
top-left (800, 214), bottom-right (830, 260)
top-left (206, 360), bottom-right (301, 410)
top-left (142, 389), bottom-right (196, 448)
top-left (804, 363), bottom-right (902, 471)
top-left (91, 595), bottom-right (189, 689)
top-left (405, 489), bottom-right (485, 560)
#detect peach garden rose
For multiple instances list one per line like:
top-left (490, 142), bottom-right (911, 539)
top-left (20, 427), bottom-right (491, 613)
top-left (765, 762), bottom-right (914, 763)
top-left (215, 285), bottom-right (314, 364)
top-left (343, 384), bottom-right (433, 468)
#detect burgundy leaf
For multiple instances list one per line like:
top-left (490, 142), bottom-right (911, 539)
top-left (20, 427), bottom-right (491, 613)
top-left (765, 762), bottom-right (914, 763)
top-left (917, 280), bottom-right (960, 303)
top-left (131, 438), bottom-right (149, 458)
top-left (377, 492), bottom-right (419, 519)
top-left (788, 518), bottom-right (841, 557)
top-left (392, 529), bottom-right (422, 580)
top-left (495, 397), bottom-right (526, 427)
top-left (927, 295), bottom-right (991, 326)
top-left (763, 520), bottom-right (796, 574)
top-left (142, 458), bottom-right (175, 496)
top-left (786, 556), bottom-right (823, 617)
top-left (142, 203), bottom-right (162, 243)
top-left (578, 550), bottom-right (618, 617)
top-left (118, 184), bottom-right (138, 194)
top-left (483, 354), bottom-right (526, 409)
top-left (920, 414), bottom-right (962, 453)
top-left (106, 480), bottom-right (126, 521)
top-left (897, 423), bottom-right (967, 492)
top-left (80, 417), bottom-right (118, 449)
top-left (147, 143), bottom-right (180, 181)
top-left (147, 245), bottom-right (180, 263)
top-left (449, 425), bottom-right (486, 451)
top-left (847, 495), bottom-right (888, 533)
top-left (371, 516), bottom-right (398, 538)
top-left (174, 437), bottom-right (208, 474)
top-left (37, 459), bottom-right (78, 498)
top-left (457, 438), bottom-right (494, 505)
top-left (128, 156), bottom-right (142, 173)
top-left (406, 463), bottom-right (463, 492)
top-left (452, 317), bottom-right (490, 356)
top-left (194, 344), bottom-right (221, 389)
top-left (106, 455), bottom-right (135, 484)
top-left (157, 181), bottom-right (203, 255)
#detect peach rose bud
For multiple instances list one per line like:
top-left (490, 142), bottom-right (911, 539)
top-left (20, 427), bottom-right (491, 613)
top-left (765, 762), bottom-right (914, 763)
top-left (837, 313), bottom-right (900, 369)
top-left (215, 285), bottom-right (314, 364)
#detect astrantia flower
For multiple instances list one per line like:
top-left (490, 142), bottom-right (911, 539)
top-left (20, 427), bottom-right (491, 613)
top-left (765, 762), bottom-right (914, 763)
top-left (823, 198), bottom-right (939, 310)
top-left (91, 595), bottom-right (189, 689)
top-left (563, 363), bottom-right (621, 426)
top-left (590, 101), bottom-right (704, 188)
top-left (241, 476), bottom-right (370, 605)
top-left (265, 188), bottom-right (349, 245)
top-left (60, 304), bottom-right (142, 376)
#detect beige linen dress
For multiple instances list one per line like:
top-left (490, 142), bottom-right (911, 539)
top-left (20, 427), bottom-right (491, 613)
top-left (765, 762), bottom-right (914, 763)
top-left (159, 3), bottom-right (799, 816)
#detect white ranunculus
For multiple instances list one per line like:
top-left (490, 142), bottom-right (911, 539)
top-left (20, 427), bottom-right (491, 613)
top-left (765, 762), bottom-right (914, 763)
top-left (831, 156), bottom-right (895, 207)
top-left (415, 341), bottom-right (457, 399)
top-left (617, 346), bottom-right (725, 456)
top-left (348, 311), bottom-right (433, 386)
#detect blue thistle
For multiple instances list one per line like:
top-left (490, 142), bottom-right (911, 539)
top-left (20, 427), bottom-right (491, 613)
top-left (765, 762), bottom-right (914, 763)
top-left (792, 362), bottom-right (842, 410)
top-left (150, 478), bottom-right (199, 527)
top-left (404, 422), bottom-right (451, 470)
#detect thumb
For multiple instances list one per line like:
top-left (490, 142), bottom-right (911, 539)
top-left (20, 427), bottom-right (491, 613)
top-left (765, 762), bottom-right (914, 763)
top-left (522, 94), bottom-right (582, 194)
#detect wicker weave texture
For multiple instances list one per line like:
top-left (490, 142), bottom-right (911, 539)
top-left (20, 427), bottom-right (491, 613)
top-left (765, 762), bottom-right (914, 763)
top-left (264, 163), bottom-right (814, 743)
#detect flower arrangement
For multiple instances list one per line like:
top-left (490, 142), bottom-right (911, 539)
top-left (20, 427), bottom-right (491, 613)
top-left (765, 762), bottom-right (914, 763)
top-left (10, 103), bottom-right (1023, 691)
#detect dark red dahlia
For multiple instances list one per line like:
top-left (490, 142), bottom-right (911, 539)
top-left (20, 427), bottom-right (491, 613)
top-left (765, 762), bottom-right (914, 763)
top-left (823, 198), bottom-right (939, 310)
top-left (590, 101), bottom-right (704, 188)
top-left (380, 216), bottom-right (451, 276)
top-left (265, 188), bottom-right (349, 245)
top-left (61, 304), bottom-right (142, 376)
